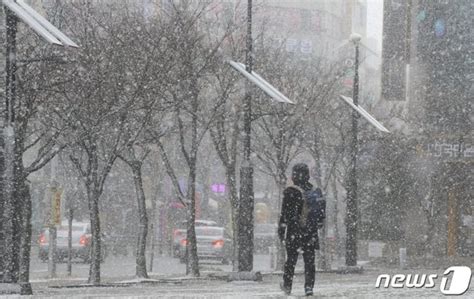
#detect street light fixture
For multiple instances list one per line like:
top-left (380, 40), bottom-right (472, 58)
top-left (349, 33), bottom-right (362, 45)
top-left (338, 95), bottom-right (389, 133)
top-left (3, 0), bottom-right (79, 47)
top-left (228, 61), bottom-right (294, 104)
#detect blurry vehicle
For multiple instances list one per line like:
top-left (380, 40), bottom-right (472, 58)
top-left (38, 221), bottom-right (106, 263)
top-left (193, 220), bottom-right (218, 227)
top-left (254, 223), bottom-right (277, 253)
top-left (172, 219), bottom-right (218, 257)
top-left (178, 226), bottom-right (231, 264)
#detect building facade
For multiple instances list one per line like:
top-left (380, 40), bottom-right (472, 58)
top-left (381, 0), bottom-right (473, 259)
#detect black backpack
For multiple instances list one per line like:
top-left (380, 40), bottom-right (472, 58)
top-left (292, 186), bottom-right (326, 233)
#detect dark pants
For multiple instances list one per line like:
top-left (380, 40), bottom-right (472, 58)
top-left (283, 234), bottom-right (316, 291)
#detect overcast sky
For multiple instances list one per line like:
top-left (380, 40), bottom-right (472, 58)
top-left (366, 0), bottom-right (384, 52)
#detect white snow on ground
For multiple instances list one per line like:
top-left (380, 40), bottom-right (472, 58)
top-left (17, 254), bottom-right (472, 298)
top-left (3, 269), bottom-right (471, 299)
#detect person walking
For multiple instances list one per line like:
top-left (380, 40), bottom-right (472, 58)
top-left (278, 163), bottom-right (325, 296)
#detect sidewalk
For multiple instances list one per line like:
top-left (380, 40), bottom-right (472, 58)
top-left (22, 268), bottom-right (473, 298)
top-left (6, 254), bottom-right (473, 297)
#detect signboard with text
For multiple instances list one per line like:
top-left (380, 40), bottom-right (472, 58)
top-left (50, 187), bottom-right (63, 226)
top-left (211, 183), bottom-right (226, 193)
top-left (416, 140), bottom-right (473, 160)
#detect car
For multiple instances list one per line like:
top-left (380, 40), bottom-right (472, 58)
top-left (178, 226), bottom-right (232, 265)
top-left (254, 223), bottom-right (278, 253)
top-left (172, 219), bottom-right (218, 257)
top-left (38, 221), bottom-right (106, 263)
top-left (193, 220), bottom-right (219, 227)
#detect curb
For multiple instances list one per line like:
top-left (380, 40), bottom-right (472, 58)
top-left (0, 282), bottom-right (32, 295)
top-left (44, 267), bottom-right (366, 289)
top-left (208, 271), bottom-right (263, 282)
top-left (259, 267), bottom-right (365, 277)
top-left (48, 278), bottom-right (184, 289)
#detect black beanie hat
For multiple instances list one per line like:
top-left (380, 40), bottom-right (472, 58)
top-left (292, 163), bottom-right (309, 185)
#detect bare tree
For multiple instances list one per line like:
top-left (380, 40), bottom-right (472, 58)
top-left (55, 1), bottom-right (167, 284)
top-left (209, 70), bottom-right (242, 271)
top-left (249, 44), bottom-right (342, 268)
top-left (147, 1), bottom-right (235, 276)
top-left (116, 97), bottom-right (164, 279)
top-left (118, 144), bottom-right (151, 278)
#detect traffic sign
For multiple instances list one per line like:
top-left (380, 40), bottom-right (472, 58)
top-left (50, 187), bottom-right (63, 226)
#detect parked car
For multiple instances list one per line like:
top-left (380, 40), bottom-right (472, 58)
top-left (172, 219), bottom-right (218, 257)
top-left (178, 226), bottom-right (231, 264)
top-left (254, 223), bottom-right (277, 253)
top-left (38, 221), bottom-right (106, 263)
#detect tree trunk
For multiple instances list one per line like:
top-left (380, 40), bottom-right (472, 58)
top-left (87, 186), bottom-right (101, 285)
top-left (0, 135), bottom-right (3, 276)
top-left (184, 76), bottom-right (200, 277)
top-left (67, 208), bottom-right (73, 276)
top-left (149, 168), bottom-right (162, 270)
top-left (148, 199), bottom-right (156, 272)
top-left (331, 176), bottom-right (342, 258)
top-left (131, 163), bottom-right (148, 278)
top-left (186, 163), bottom-right (200, 277)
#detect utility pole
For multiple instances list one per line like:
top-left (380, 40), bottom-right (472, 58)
top-left (345, 33), bottom-right (361, 267)
top-left (238, 0), bottom-right (254, 272)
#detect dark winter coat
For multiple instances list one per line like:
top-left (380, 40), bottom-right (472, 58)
top-left (278, 181), bottom-right (320, 250)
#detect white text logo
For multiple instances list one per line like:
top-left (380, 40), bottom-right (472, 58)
top-left (375, 266), bottom-right (472, 295)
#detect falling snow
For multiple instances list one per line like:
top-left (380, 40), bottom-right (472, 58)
top-left (0, 0), bottom-right (472, 298)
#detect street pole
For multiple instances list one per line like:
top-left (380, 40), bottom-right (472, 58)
top-left (1, 6), bottom-right (18, 283)
top-left (238, 0), bottom-right (254, 272)
top-left (345, 34), bottom-right (360, 267)
top-left (1, 0), bottom-right (78, 288)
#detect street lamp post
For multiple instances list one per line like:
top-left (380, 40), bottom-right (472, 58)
top-left (1, 6), bottom-right (19, 284)
top-left (1, 0), bottom-right (78, 289)
top-left (229, 0), bottom-right (294, 273)
top-left (345, 33), bottom-right (361, 267)
top-left (238, 0), bottom-right (254, 272)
